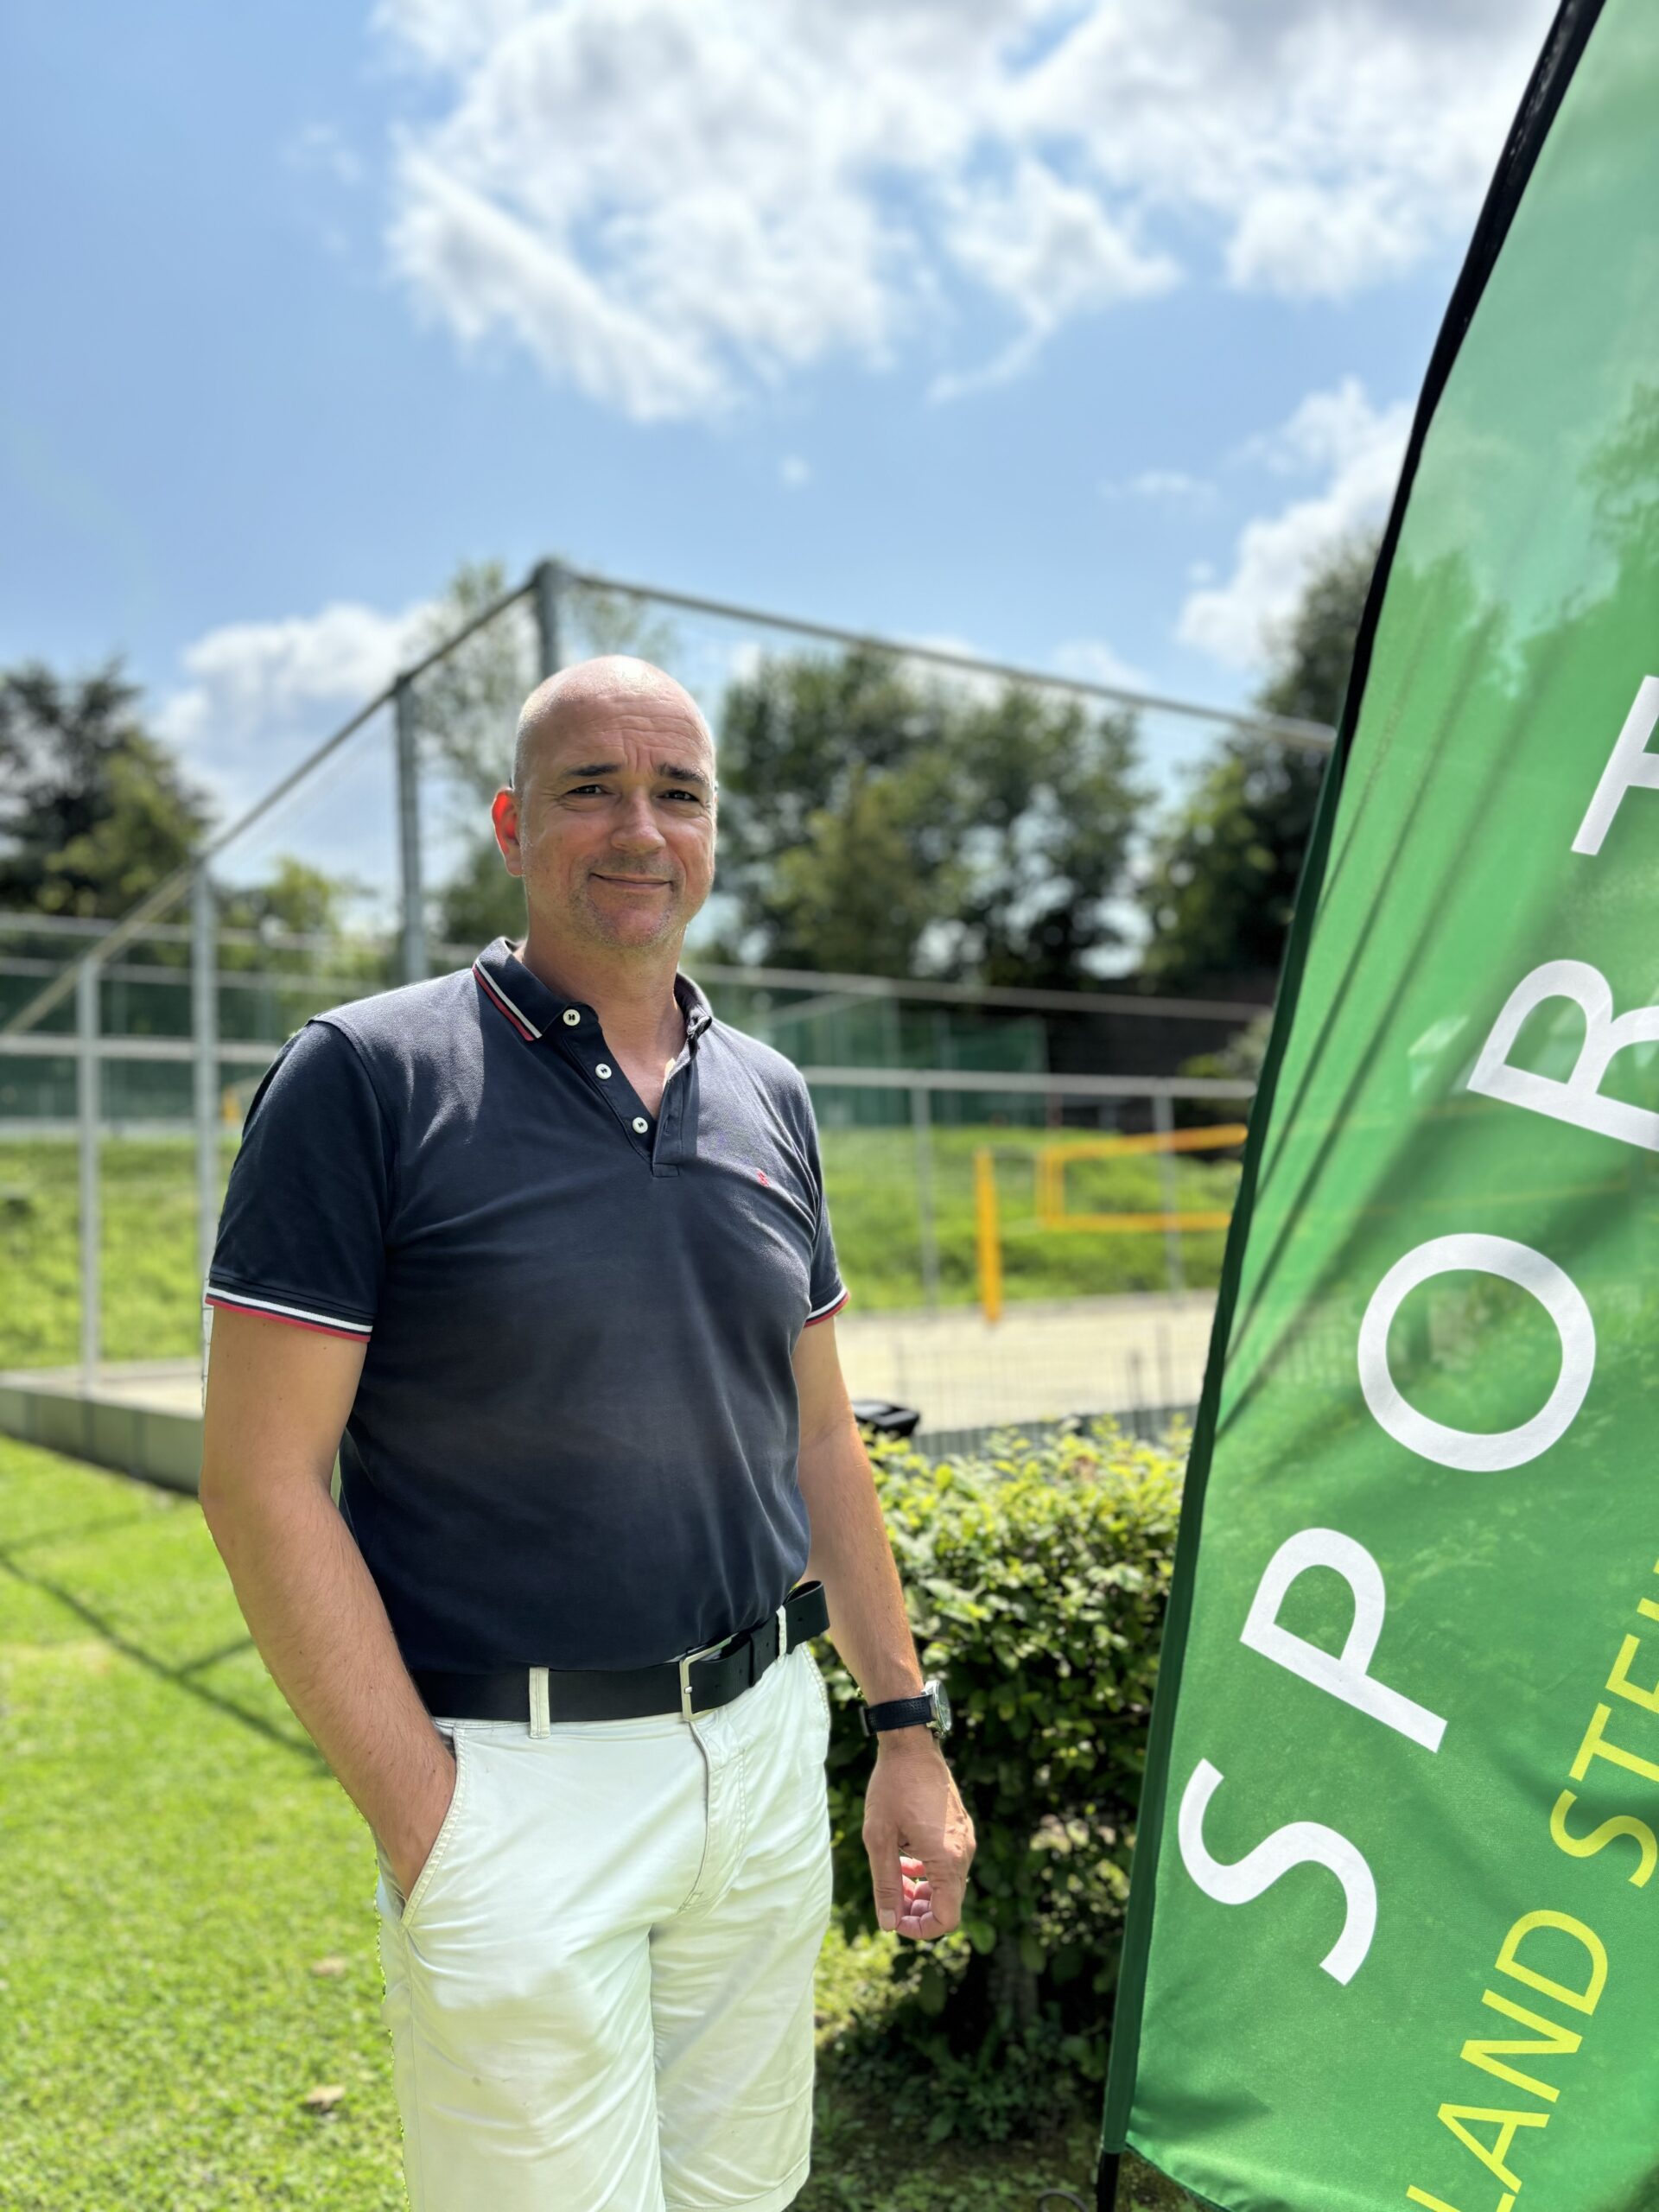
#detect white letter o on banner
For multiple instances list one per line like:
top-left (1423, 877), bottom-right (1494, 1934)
top-left (1357, 1233), bottom-right (1595, 1471)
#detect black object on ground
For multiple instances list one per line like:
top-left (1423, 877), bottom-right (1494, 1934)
top-left (850, 1399), bottom-right (922, 1439)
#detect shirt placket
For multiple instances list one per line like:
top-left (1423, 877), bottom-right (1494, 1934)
top-left (550, 1002), bottom-right (701, 1173)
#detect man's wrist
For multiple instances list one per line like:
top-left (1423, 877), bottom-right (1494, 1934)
top-left (874, 1722), bottom-right (942, 1758)
top-left (859, 1674), bottom-right (950, 1747)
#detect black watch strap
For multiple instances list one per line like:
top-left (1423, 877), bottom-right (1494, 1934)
top-left (858, 1692), bottom-right (934, 1738)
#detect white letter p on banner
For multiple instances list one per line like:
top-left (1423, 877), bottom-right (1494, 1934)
top-left (1240, 1528), bottom-right (1447, 1751)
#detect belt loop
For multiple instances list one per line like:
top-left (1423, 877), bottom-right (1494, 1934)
top-left (776, 1602), bottom-right (789, 1662)
top-left (528, 1667), bottom-right (550, 1738)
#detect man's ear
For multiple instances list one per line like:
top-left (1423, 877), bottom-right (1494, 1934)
top-left (491, 787), bottom-right (524, 877)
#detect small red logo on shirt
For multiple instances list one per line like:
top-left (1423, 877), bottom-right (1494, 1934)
top-left (756, 1171), bottom-right (769, 1185)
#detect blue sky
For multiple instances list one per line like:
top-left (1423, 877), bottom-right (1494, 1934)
top-left (1, 0), bottom-right (1556, 929)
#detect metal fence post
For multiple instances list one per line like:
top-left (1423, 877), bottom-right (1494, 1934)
top-left (393, 677), bottom-right (428, 987)
top-left (1153, 1090), bottom-right (1185, 1299)
top-left (534, 559), bottom-right (565, 680)
top-left (192, 864), bottom-right (219, 1340)
top-left (974, 1147), bottom-right (1003, 1325)
top-left (911, 1083), bottom-right (940, 1312)
top-left (77, 957), bottom-right (101, 1386)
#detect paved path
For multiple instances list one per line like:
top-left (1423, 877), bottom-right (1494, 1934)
top-left (835, 1292), bottom-right (1216, 1433)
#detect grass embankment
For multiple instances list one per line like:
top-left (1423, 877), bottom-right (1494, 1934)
top-left (0, 1435), bottom-right (1189, 2211)
top-left (0, 1132), bottom-right (1238, 1370)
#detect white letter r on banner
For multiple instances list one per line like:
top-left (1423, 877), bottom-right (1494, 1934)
top-left (1467, 957), bottom-right (1659, 1153)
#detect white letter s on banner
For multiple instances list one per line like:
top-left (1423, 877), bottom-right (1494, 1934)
top-left (1176, 1758), bottom-right (1377, 1984)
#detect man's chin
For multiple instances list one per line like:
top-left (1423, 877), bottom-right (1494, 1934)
top-left (575, 901), bottom-right (682, 950)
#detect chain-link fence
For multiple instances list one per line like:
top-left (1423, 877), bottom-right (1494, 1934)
top-left (0, 559), bottom-right (1326, 1441)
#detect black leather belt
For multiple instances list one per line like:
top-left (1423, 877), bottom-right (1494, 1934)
top-left (411, 1580), bottom-right (831, 1726)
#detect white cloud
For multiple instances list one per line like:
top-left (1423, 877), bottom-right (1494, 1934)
top-left (1242, 374), bottom-right (1395, 474)
top-left (1178, 376), bottom-right (1409, 669)
top-left (157, 600), bottom-right (429, 760)
top-left (155, 601), bottom-right (437, 881)
top-left (372, 0), bottom-right (1553, 418)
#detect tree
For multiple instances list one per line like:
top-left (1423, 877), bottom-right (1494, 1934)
top-left (1141, 530), bottom-right (1379, 997)
top-left (713, 648), bottom-right (1144, 988)
top-left (0, 661), bottom-right (213, 918)
top-left (214, 856), bottom-right (385, 986)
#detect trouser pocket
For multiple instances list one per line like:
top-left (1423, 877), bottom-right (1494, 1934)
top-left (798, 1644), bottom-right (834, 1751)
top-left (375, 1726), bottom-right (473, 1931)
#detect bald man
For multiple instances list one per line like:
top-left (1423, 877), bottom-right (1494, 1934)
top-left (199, 657), bottom-right (975, 2212)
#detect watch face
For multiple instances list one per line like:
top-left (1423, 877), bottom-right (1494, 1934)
top-left (929, 1677), bottom-right (952, 1738)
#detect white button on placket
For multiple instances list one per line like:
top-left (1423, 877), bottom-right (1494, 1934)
top-left (562, 1008), bottom-right (581, 1027)
top-left (632, 1116), bottom-right (649, 1135)
top-left (595, 1063), bottom-right (613, 1079)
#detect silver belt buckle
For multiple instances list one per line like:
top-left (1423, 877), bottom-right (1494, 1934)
top-left (676, 1635), bottom-right (729, 1723)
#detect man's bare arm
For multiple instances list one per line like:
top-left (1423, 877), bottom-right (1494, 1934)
top-left (198, 1306), bottom-right (453, 1896)
top-left (791, 1317), bottom-right (976, 1938)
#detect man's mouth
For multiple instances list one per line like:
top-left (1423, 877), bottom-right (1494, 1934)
top-left (592, 874), bottom-right (672, 887)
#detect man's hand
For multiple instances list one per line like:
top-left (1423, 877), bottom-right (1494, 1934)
top-left (381, 1738), bottom-right (459, 1904)
top-left (861, 1732), bottom-right (976, 1938)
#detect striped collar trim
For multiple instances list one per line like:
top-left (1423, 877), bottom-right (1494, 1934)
top-left (472, 955), bottom-right (542, 1040)
top-left (472, 938), bottom-right (715, 1047)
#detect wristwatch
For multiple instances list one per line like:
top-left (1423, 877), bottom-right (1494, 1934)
top-left (857, 1675), bottom-right (951, 1744)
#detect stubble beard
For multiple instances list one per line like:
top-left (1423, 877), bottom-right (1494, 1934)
top-left (567, 871), bottom-right (690, 955)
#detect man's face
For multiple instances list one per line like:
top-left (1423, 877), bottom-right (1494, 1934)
top-left (491, 685), bottom-right (717, 956)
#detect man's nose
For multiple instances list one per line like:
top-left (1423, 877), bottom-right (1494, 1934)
top-left (611, 792), bottom-right (666, 849)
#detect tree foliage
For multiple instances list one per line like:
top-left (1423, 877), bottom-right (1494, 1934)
top-left (0, 662), bottom-right (213, 918)
top-left (714, 648), bottom-right (1145, 988)
top-left (1141, 531), bottom-right (1379, 996)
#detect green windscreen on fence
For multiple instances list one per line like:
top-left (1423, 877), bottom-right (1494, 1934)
top-left (1101, 3), bottom-right (1659, 2209)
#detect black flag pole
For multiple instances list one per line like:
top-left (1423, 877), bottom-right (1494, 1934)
top-left (1026, 2148), bottom-right (1119, 2210)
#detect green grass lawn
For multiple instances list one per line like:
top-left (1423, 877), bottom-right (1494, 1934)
top-left (0, 1129), bottom-right (1239, 1370)
top-left (0, 1434), bottom-right (1190, 2212)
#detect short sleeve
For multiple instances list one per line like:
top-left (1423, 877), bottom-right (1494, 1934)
top-left (798, 1083), bottom-right (849, 1327)
top-left (204, 1018), bottom-right (394, 1343)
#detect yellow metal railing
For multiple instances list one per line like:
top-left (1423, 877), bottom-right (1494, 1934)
top-left (973, 1146), bottom-right (1006, 1324)
top-left (1033, 1122), bottom-right (1249, 1234)
top-left (973, 1122), bottom-right (1249, 1321)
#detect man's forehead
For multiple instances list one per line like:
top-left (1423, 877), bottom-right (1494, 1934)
top-left (527, 692), bottom-right (714, 771)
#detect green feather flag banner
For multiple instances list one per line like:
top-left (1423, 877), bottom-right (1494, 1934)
top-left (1099, 4), bottom-right (1659, 2209)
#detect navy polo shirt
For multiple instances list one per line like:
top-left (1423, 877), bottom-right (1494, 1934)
top-left (204, 935), bottom-right (848, 1674)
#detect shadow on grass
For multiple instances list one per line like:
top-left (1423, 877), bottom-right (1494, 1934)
top-left (0, 1535), bottom-right (311, 1761)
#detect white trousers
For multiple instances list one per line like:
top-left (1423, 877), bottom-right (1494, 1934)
top-left (373, 1638), bottom-right (836, 2212)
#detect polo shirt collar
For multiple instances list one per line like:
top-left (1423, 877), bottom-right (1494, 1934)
top-left (472, 936), bottom-right (715, 1046)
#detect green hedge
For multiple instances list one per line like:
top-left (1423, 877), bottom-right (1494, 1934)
top-left (815, 1415), bottom-right (1186, 2146)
